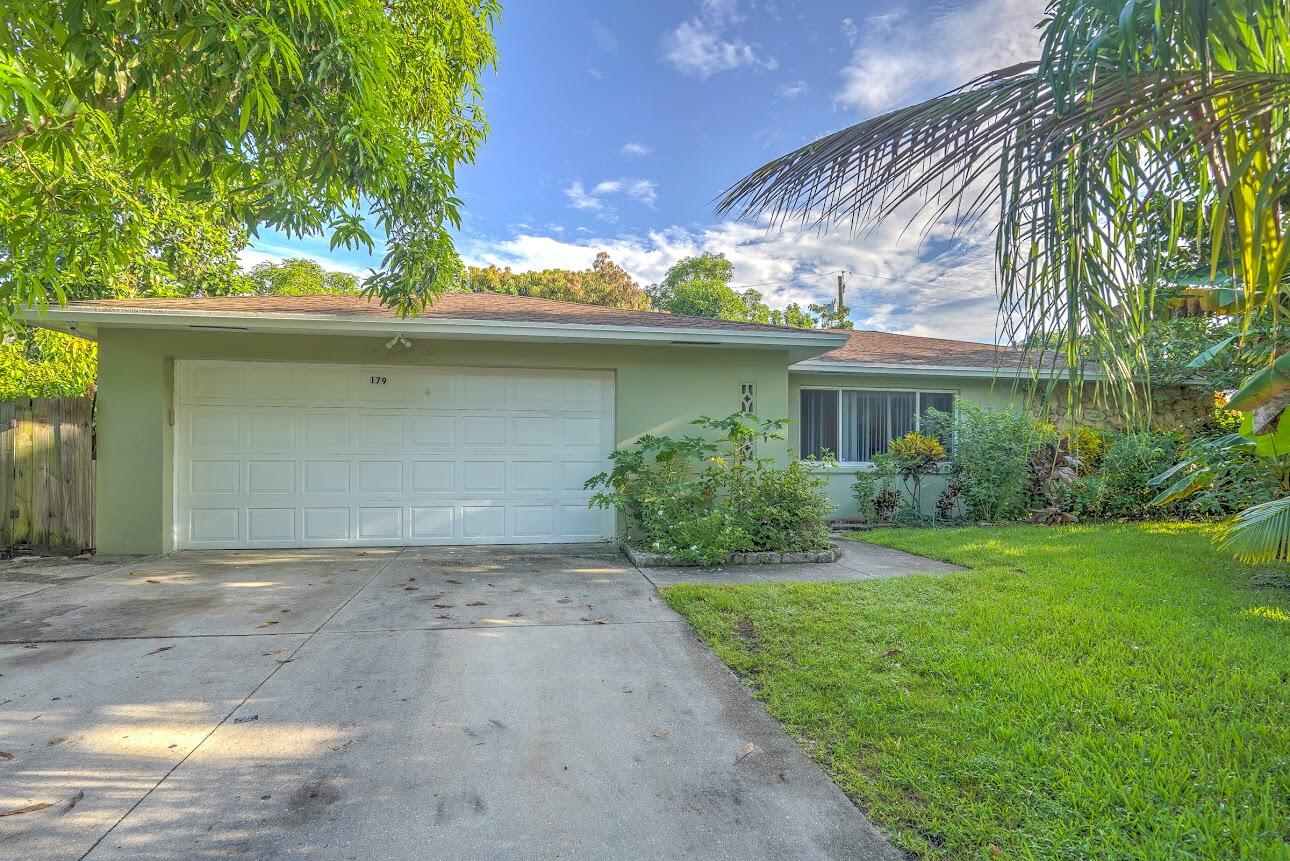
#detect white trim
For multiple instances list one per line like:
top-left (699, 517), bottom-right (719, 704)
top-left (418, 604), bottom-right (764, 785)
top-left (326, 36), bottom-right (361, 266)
top-left (798, 385), bottom-right (957, 468)
top-left (28, 306), bottom-right (848, 351)
top-left (790, 359), bottom-right (1104, 380)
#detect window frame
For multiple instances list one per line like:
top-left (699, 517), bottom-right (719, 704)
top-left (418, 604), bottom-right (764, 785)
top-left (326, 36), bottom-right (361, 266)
top-left (798, 385), bottom-right (958, 467)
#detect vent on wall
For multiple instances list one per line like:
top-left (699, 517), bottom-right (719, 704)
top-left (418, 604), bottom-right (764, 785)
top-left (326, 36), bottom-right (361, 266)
top-left (740, 382), bottom-right (756, 415)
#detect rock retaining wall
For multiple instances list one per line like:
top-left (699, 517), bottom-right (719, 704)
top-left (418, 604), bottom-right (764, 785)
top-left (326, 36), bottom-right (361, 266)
top-left (623, 543), bottom-right (842, 568)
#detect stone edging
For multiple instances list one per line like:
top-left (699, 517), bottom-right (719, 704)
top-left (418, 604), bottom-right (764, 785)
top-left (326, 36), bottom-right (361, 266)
top-left (623, 542), bottom-right (842, 568)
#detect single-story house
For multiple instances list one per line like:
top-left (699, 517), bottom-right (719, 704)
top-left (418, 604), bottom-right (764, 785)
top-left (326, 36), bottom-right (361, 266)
top-left (28, 293), bottom-right (1123, 554)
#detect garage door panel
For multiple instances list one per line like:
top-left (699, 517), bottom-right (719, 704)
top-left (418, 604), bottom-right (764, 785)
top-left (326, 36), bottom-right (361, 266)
top-left (247, 508), bottom-right (296, 542)
top-left (190, 509), bottom-right (240, 544)
top-left (303, 461), bottom-right (351, 494)
top-left (410, 415), bottom-right (455, 447)
top-left (189, 411), bottom-right (242, 448)
top-left (248, 412), bottom-right (296, 448)
top-left (512, 461), bottom-right (556, 492)
top-left (303, 508), bottom-right (350, 542)
top-left (410, 461), bottom-right (455, 493)
top-left (460, 416), bottom-right (506, 447)
top-left (175, 361), bottom-right (614, 548)
top-left (248, 460), bottom-right (295, 494)
top-left (190, 460), bottom-right (240, 495)
top-left (462, 505), bottom-right (505, 538)
top-left (357, 461), bottom-right (403, 494)
top-left (462, 460), bottom-right (505, 493)
top-left (303, 413), bottom-right (352, 447)
top-left (358, 508), bottom-right (402, 540)
top-left (410, 506), bottom-right (454, 539)
top-left (358, 414), bottom-right (404, 447)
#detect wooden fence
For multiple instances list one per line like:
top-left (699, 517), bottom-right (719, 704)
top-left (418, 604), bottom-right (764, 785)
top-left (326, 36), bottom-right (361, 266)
top-left (0, 397), bottom-right (95, 555)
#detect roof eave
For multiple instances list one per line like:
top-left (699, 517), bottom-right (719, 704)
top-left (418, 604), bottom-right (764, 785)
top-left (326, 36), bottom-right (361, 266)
top-left (24, 306), bottom-right (849, 355)
top-left (790, 359), bottom-right (1106, 381)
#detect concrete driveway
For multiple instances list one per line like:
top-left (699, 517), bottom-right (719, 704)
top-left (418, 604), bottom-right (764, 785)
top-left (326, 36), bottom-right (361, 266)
top-left (0, 545), bottom-right (905, 861)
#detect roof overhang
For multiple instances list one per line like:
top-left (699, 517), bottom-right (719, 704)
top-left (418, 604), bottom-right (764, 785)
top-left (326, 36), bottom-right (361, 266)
top-left (26, 306), bottom-right (849, 362)
top-left (790, 359), bottom-right (1107, 381)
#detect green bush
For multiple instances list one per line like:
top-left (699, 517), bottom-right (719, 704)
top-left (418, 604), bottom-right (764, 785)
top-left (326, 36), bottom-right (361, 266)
top-left (924, 403), bottom-right (1045, 522)
top-left (1100, 431), bottom-right (1182, 517)
top-left (851, 469), bottom-right (879, 523)
top-left (587, 413), bottom-right (834, 563)
top-left (727, 460), bottom-right (833, 551)
top-left (665, 512), bottom-right (750, 565)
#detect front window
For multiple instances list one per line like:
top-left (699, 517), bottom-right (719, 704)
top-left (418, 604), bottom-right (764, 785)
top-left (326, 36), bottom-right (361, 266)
top-left (800, 388), bottom-right (955, 463)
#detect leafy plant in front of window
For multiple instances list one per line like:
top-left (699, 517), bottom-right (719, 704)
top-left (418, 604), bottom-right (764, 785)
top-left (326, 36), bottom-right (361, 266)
top-left (885, 432), bottom-right (946, 521)
top-left (586, 413), bottom-right (833, 563)
top-left (923, 403), bottom-right (1041, 522)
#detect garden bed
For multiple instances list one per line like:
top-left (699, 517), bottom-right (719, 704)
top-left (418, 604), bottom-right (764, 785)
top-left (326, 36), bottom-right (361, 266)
top-left (623, 541), bottom-right (842, 568)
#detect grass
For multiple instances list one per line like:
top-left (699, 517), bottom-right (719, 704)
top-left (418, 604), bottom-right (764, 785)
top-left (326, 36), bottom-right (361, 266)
top-left (662, 523), bottom-right (1290, 860)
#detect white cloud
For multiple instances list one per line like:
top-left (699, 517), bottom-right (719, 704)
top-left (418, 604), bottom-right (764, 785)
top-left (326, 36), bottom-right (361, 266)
top-left (775, 80), bottom-right (809, 100)
top-left (238, 244), bottom-right (368, 276)
top-left (662, 1), bottom-right (775, 79)
top-left (565, 177), bottom-right (659, 215)
top-left (625, 179), bottom-right (658, 206)
top-left (459, 207), bottom-right (1003, 343)
top-left (621, 141), bottom-right (652, 157)
top-left (563, 180), bottom-right (603, 211)
top-left (837, 0), bottom-right (1044, 113)
top-left (841, 17), bottom-right (858, 45)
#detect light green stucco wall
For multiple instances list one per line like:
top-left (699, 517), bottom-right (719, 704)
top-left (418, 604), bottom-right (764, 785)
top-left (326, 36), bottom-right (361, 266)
top-left (95, 327), bottom-right (794, 554)
top-left (788, 371), bottom-right (1029, 520)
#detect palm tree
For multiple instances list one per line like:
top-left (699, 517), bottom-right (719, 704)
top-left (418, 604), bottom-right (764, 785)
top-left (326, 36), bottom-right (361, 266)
top-left (717, 0), bottom-right (1290, 562)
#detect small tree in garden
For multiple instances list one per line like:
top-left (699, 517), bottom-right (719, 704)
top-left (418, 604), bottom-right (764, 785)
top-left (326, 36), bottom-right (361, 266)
top-left (883, 433), bottom-right (946, 522)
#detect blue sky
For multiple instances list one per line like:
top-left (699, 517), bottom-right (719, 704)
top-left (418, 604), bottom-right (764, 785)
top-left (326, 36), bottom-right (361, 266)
top-left (244, 0), bottom-right (1047, 343)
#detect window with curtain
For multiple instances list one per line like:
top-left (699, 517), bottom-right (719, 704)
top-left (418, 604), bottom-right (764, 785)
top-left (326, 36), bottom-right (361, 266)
top-left (799, 389), bottom-right (956, 463)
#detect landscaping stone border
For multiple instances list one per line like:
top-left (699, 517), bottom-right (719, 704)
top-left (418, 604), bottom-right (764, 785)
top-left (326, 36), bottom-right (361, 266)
top-left (622, 543), bottom-right (842, 568)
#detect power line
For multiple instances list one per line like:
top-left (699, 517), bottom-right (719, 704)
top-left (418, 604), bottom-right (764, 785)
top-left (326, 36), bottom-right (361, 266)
top-left (735, 268), bottom-right (955, 292)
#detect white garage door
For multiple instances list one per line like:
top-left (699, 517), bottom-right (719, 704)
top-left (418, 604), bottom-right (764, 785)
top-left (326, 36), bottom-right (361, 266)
top-left (174, 360), bottom-right (615, 549)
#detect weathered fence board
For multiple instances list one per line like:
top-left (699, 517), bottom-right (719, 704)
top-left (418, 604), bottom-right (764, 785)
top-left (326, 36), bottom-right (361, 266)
top-left (0, 397), bottom-right (94, 555)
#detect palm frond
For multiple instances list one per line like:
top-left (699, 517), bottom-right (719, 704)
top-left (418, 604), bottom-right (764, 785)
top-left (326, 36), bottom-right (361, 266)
top-left (1219, 495), bottom-right (1290, 564)
top-left (716, 0), bottom-right (1290, 411)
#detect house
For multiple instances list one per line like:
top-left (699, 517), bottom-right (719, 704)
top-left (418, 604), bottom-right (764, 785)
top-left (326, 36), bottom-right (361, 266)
top-left (30, 293), bottom-right (1113, 554)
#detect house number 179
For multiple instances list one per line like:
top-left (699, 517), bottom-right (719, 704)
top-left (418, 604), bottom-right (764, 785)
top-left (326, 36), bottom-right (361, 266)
top-left (370, 376), bottom-right (388, 385)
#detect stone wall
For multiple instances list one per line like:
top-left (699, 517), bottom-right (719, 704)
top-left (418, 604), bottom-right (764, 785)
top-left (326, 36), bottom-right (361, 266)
top-left (1033, 383), bottom-right (1215, 431)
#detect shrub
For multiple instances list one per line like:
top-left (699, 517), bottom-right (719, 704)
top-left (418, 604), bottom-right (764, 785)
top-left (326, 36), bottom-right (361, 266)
top-left (924, 403), bottom-right (1044, 522)
top-left (726, 459), bottom-right (833, 551)
top-left (851, 469), bottom-right (879, 523)
top-left (1063, 426), bottom-right (1112, 475)
top-left (1100, 431), bottom-right (1182, 517)
top-left (665, 512), bottom-right (750, 565)
top-left (586, 412), bottom-right (834, 563)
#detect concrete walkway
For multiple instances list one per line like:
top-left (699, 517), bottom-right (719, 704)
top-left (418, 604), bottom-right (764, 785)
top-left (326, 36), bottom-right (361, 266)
top-left (642, 536), bottom-right (967, 586)
top-left (0, 545), bottom-right (907, 861)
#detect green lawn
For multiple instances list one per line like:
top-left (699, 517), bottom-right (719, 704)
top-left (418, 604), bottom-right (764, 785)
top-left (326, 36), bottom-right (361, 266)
top-left (662, 523), bottom-right (1290, 860)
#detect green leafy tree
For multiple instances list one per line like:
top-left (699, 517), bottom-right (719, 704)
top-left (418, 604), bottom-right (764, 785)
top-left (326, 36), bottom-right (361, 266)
top-left (650, 253), bottom-right (819, 327)
top-left (461, 252), bottom-right (650, 310)
top-left (0, 329), bottom-right (97, 400)
top-left (1, 0), bottom-right (499, 325)
top-left (650, 253), bottom-right (746, 319)
top-left (247, 259), bottom-right (359, 297)
top-left (719, 0), bottom-right (1290, 562)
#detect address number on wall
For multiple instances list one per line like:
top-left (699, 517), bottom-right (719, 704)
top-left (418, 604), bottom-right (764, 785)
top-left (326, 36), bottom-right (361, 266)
top-left (370, 376), bottom-right (388, 385)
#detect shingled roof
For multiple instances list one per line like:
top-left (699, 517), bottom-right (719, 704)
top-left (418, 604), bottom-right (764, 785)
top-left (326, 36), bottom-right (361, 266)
top-left (64, 292), bottom-right (822, 336)
top-left (810, 329), bottom-right (1032, 371)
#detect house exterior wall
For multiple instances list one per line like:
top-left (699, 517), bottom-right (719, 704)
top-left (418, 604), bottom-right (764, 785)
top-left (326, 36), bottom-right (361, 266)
top-left (95, 327), bottom-right (793, 554)
top-left (788, 370), bottom-right (1029, 520)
